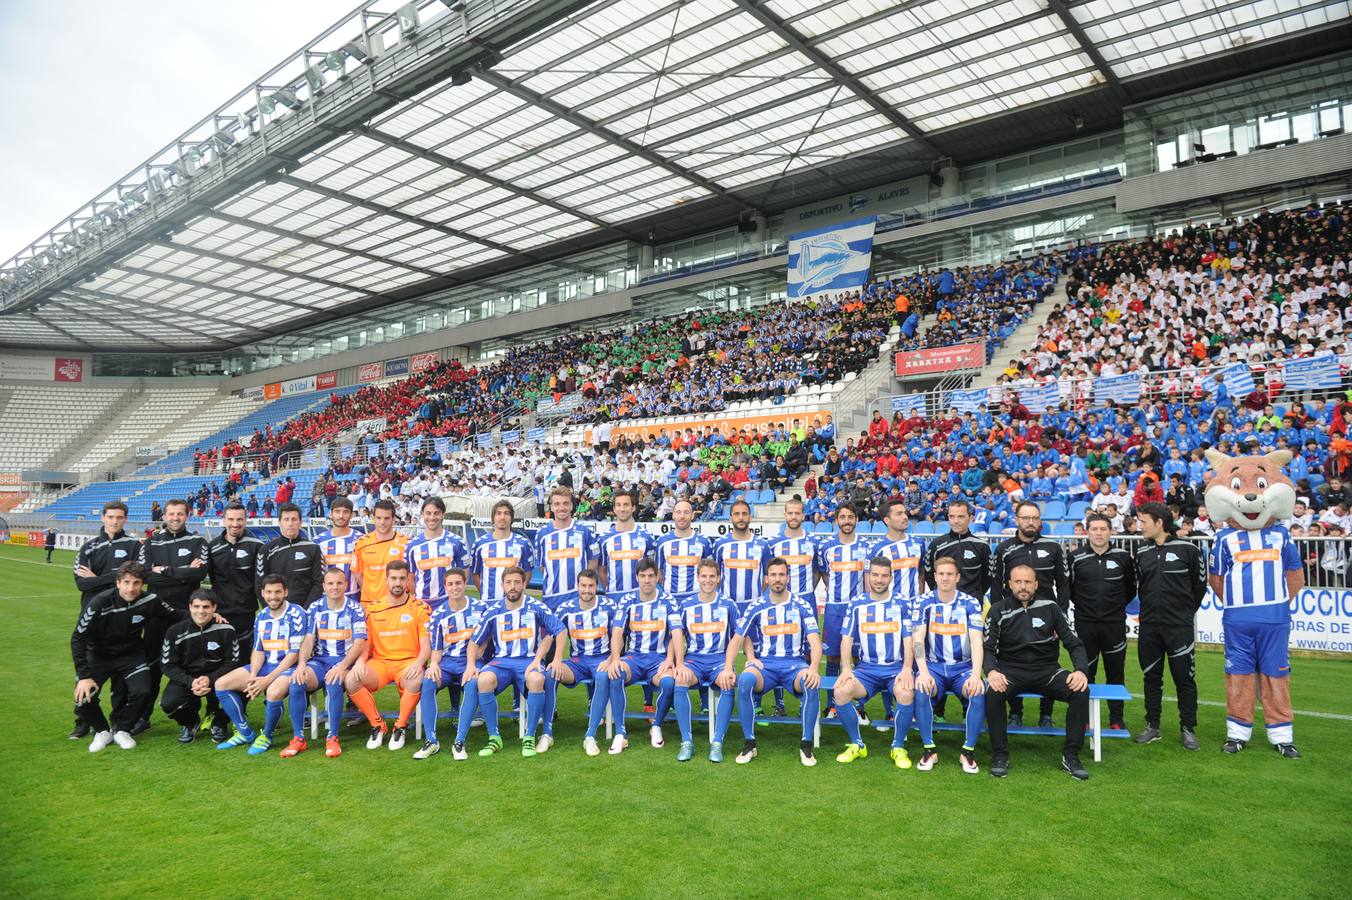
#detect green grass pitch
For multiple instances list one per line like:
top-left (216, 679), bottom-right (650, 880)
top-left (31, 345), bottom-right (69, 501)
top-left (1, 543), bottom-right (1349, 898)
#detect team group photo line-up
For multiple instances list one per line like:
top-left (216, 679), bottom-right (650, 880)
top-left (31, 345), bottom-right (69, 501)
top-left (70, 451), bottom-right (1303, 779)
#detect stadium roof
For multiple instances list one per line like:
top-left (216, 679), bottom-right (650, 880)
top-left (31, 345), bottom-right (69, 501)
top-left (2, 0), bottom-right (1348, 353)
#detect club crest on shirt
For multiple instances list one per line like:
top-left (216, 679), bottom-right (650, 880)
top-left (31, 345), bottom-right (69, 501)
top-left (1032, 617), bottom-right (1045, 628)
top-left (114, 549), bottom-right (128, 558)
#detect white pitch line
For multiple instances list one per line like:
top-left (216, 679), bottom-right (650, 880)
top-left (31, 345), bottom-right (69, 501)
top-left (1164, 695), bottom-right (1352, 722)
top-left (0, 556), bottom-right (71, 569)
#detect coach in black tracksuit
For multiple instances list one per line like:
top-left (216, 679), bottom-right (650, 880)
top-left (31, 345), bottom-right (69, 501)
top-left (71, 563), bottom-right (182, 739)
top-left (989, 501), bottom-right (1070, 725)
top-left (256, 505), bottom-right (325, 606)
top-left (984, 562), bottom-right (1091, 779)
top-left (1132, 502), bottom-right (1206, 750)
top-left (207, 502), bottom-right (264, 657)
top-left (1068, 515), bottom-right (1135, 729)
top-left (160, 589), bottom-right (240, 743)
top-left (69, 502), bottom-right (143, 739)
top-left (924, 498), bottom-right (992, 717)
top-left (137, 501), bottom-right (209, 724)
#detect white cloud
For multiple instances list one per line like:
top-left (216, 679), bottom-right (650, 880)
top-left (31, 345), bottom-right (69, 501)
top-left (0, 0), bottom-right (357, 261)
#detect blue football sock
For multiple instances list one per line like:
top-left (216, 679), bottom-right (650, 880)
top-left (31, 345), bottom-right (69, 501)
top-left (585, 670), bottom-right (611, 739)
top-left (892, 700), bottom-right (915, 750)
top-left (541, 678), bottom-right (559, 737)
top-left (214, 689), bottom-right (253, 738)
top-left (653, 676), bottom-right (675, 727)
top-left (838, 696), bottom-right (862, 745)
top-left (478, 687), bottom-right (500, 738)
top-left (610, 671), bottom-right (629, 736)
top-left (883, 691), bottom-right (895, 718)
top-left (324, 683), bottom-right (344, 738)
top-left (525, 688), bottom-right (545, 739)
top-left (642, 683), bottom-right (654, 707)
top-left (675, 685), bottom-right (693, 743)
top-left (800, 685), bottom-right (820, 742)
top-left (964, 691), bottom-right (987, 749)
top-left (419, 678), bottom-right (440, 744)
top-left (915, 691), bottom-right (935, 747)
top-left (699, 685), bottom-right (710, 711)
top-left (287, 681), bottom-right (308, 740)
top-left (825, 659), bottom-right (841, 679)
top-left (454, 681), bottom-right (480, 745)
top-left (773, 687), bottom-right (785, 708)
top-left (713, 684), bottom-right (736, 743)
top-left (263, 699), bottom-right (284, 740)
top-left (736, 671), bottom-right (759, 739)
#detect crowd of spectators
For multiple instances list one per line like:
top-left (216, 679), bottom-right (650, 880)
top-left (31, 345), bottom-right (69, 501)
top-left (994, 202), bottom-right (1350, 393)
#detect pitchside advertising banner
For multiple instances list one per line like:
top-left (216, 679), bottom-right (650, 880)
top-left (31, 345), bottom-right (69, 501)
top-left (468, 517), bottom-right (774, 540)
top-left (0, 354), bottom-right (84, 382)
top-left (1120, 588), bottom-right (1352, 654)
top-left (894, 342), bottom-right (985, 377)
top-left (786, 216), bottom-right (876, 300)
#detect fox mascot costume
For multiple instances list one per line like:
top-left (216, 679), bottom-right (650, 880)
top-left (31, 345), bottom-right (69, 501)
top-left (1203, 448), bottom-right (1304, 757)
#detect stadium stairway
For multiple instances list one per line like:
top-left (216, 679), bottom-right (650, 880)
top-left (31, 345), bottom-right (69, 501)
top-left (836, 318), bottom-right (933, 442)
top-left (970, 274), bottom-right (1067, 385)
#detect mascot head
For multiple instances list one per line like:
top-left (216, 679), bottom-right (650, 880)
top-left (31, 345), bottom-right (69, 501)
top-left (1203, 448), bottom-right (1296, 531)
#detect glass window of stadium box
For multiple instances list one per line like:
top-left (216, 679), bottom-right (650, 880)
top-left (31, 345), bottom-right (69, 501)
top-left (1123, 53), bottom-right (1352, 176)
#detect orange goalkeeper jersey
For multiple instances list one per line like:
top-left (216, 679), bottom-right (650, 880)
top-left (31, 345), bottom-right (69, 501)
top-left (364, 599), bottom-right (429, 662)
top-left (353, 531), bottom-right (409, 610)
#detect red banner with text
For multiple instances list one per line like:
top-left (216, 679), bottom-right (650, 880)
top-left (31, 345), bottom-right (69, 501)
top-left (894, 342), bottom-right (985, 377)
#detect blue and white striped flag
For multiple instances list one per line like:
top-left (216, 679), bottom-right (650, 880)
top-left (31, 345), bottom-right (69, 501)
top-left (946, 387), bottom-right (990, 413)
top-left (340, 444), bottom-right (355, 460)
top-left (476, 432), bottom-right (494, 448)
top-left (1022, 381), bottom-right (1062, 413)
top-left (891, 393), bottom-right (925, 415)
top-left (433, 437), bottom-right (452, 456)
top-left (501, 429), bottom-right (521, 445)
top-left (384, 439), bottom-right (401, 457)
top-left (1218, 362), bottom-right (1255, 396)
top-left (302, 448), bottom-right (321, 465)
top-left (1284, 353), bottom-right (1340, 390)
top-left (405, 436), bottom-right (423, 454)
top-left (787, 216), bottom-right (877, 299)
top-left (1094, 373), bottom-right (1141, 405)
top-left (527, 427), bottom-right (546, 444)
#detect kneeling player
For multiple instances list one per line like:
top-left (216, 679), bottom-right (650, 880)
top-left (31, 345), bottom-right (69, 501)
top-left (910, 556), bottom-right (986, 774)
top-left (551, 569), bottom-right (623, 757)
top-left (833, 557), bottom-right (914, 766)
top-left (414, 568), bottom-right (482, 760)
top-left (283, 568), bottom-right (367, 758)
top-left (732, 557), bottom-right (823, 766)
top-left (463, 566), bottom-right (564, 758)
top-left (609, 559), bottom-right (683, 755)
top-left (345, 560), bottom-right (430, 751)
top-left (213, 575), bottom-right (307, 754)
top-left (676, 559), bottom-right (739, 762)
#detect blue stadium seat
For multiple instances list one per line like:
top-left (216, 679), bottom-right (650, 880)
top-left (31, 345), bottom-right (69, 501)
top-left (1067, 501), bottom-right (1090, 520)
top-left (1043, 500), bottom-right (1067, 521)
top-left (1052, 521), bottom-right (1078, 536)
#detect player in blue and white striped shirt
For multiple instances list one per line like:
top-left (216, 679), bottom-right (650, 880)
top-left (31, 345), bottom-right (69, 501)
top-left (815, 503), bottom-right (874, 717)
top-left (414, 568), bottom-right (484, 760)
top-left (833, 557), bottom-right (915, 766)
top-left (909, 555), bottom-right (986, 774)
top-left (864, 501), bottom-right (927, 721)
top-left (284, 568), bottom-right (368, 757)
top-left (314, 497), bottom-right (359, 603)
top-left (766, 497), bottom-right (820, 717)
top-left (534, 487), bottom-right (600, 612)
top-left (213, 574), bottom-right (307, 754)
top-left (470, 500), bottom-right (534, 603)
top-left (731, 558), bottom-right (823, 767)
top-left (404, 498), bottom-right (469, 610)
top-left (598, 492), bottom-right (655, 595)
top-left (667, 559), bottom-right (739, 762)
top-left (713, 501), bottom-right (772, 616)
top-left (768, 498), bottom-right (820, 601)
top-left (610, 559), bottom-right (684, 755)
top-left (550, 569), bottom-right (625, 756)
top-left (464, 566), bottom-right (564, 758)
top-left (654, 500), bottom-right (713, 600)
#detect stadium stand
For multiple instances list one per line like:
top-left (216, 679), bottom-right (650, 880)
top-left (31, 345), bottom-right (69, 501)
top-left (0, 385), bottom-right (129, 472)
top-left (60, 386), bottom-right (220, 476)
